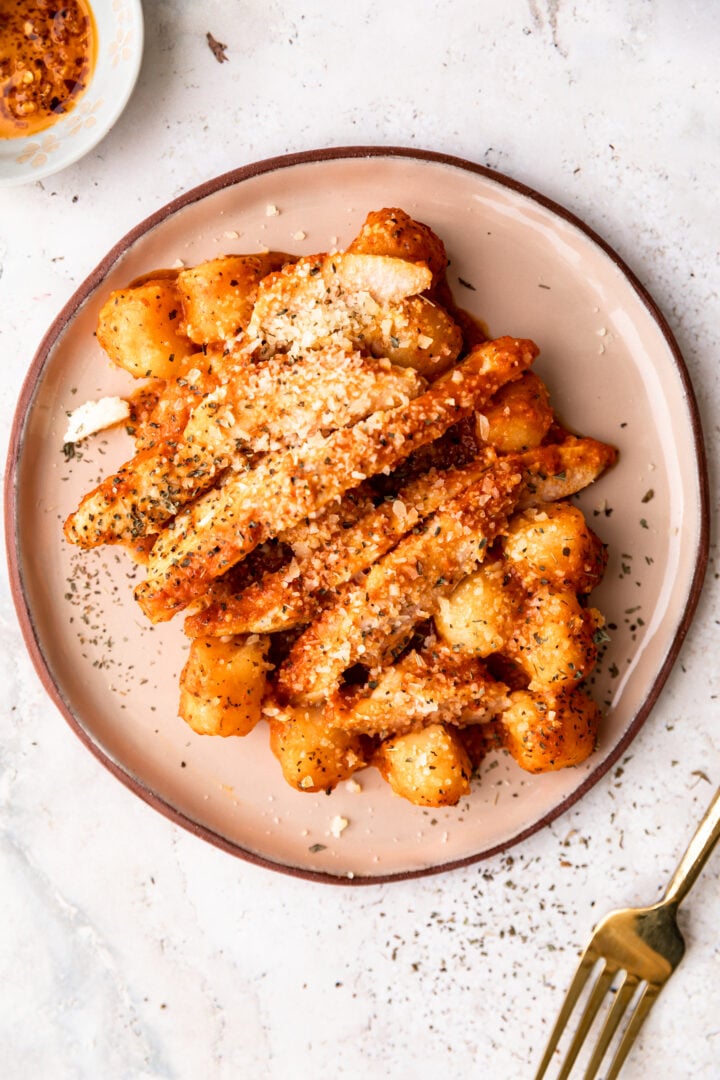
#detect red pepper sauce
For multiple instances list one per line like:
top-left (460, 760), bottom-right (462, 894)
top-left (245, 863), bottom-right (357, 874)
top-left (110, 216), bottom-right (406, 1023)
top-left (0, 0), bottom-right (97, 139)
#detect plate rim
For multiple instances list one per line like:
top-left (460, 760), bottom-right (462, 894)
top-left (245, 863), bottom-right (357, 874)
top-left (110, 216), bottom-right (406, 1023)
top-left (4, 145), bottom-right (710, 884)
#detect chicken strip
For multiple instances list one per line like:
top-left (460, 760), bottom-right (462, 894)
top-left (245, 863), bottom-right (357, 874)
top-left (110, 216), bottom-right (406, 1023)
top-left (135, 336), bottom-right (537, 623)
top-left (246, 252), bottom-right (433, 356)
top-left (186, 434), bottom-right (616, 638)
top-left (185, 454), bottom-right (496, 637)
top-left (324, 644), bottom-right (510, 739)
top-left (65, 347), bottom-right (423, 548)
top-left (347, 207), bottom-right (448, 286)
top-left (276, 456), bottom-right (527, 705)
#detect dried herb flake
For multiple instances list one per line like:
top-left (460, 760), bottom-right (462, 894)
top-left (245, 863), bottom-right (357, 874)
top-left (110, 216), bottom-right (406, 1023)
top-left (207, 32), bottom-right (228, 63)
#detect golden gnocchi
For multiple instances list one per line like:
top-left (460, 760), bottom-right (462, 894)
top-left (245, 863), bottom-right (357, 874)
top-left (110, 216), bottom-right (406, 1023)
top-left (268, 706), bottom-right (368, 793)
top-left (434, 556), bottom-right (524, 658)
top-left (373, 723), bottom-right (473, 808)
top-left (502, 501), bottom-right (607, 592)
top-left (179, 634), bottom-right (269, 737)
top-left (96, 278), bottom-right (196, 379)
top-left (500, 687), bottom-right (601, 773)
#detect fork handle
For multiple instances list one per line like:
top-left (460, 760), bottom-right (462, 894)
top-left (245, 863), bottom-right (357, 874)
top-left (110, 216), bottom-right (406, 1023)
top-left (663, 784), bottom-right (720, 907)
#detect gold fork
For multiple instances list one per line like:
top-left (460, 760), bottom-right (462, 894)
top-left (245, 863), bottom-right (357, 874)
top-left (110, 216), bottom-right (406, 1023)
top-left (535, 784), bottom-right (720, 1080)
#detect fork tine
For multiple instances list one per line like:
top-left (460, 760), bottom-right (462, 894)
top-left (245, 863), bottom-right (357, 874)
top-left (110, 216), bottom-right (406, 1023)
top-left (555, 961), bottom-right (619, 1080)
top-left (582, 973), bottom-right (638, 1079)
top-left (534, 949), bottom-right (599, 1080)
top-left (603, 982), bottom-right (660, 1080)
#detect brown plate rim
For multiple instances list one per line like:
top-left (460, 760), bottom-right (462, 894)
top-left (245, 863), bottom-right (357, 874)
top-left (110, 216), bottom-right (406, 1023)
top-left (4, 145), bottom-right (710, 885)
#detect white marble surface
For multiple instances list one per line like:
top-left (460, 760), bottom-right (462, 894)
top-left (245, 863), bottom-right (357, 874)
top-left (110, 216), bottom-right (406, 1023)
top-left (1, 2), bottom-right (719, 1077)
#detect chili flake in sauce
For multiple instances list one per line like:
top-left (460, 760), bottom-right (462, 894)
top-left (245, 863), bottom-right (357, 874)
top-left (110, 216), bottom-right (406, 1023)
top-left (0, 0), bottom-right (97, 139)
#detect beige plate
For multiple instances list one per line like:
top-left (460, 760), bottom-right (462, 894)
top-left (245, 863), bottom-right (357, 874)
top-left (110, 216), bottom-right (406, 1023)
top-left (5, 148), bottom-right (708, 883)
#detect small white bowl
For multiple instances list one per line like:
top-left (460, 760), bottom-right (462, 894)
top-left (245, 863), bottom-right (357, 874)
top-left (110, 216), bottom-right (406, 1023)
top-left (0, 0), bottom-right (144, 187)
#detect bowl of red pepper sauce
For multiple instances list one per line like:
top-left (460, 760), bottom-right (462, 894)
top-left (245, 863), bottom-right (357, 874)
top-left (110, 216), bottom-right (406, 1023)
top-left (0, 0), bottom-right (143, 185)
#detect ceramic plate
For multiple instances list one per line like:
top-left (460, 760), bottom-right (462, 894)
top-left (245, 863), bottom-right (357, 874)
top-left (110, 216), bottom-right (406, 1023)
top-left (5, 148), bottom-right (708, 883)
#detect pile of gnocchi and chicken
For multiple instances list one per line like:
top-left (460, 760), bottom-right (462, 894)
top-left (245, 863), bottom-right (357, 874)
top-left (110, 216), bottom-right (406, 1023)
top-left (64, 208), bottom-right (616, 808)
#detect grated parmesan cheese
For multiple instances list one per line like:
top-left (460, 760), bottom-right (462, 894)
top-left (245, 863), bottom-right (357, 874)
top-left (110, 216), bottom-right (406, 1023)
top-left (63, 396), bottom-right (130, 444)
top-left (329, 815), bottom-right (349, 838)
top-left (476, 412), bottom-right (490, 442)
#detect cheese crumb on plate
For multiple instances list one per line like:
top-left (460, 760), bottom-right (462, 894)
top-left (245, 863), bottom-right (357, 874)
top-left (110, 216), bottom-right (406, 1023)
top-left (329, 815), bottom-right (349, 838)
top-left (63, 396), bottom-right (130, 444)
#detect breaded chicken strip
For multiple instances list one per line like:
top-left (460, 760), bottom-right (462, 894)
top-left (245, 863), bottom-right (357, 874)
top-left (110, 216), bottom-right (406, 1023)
top-left (135, 336), bottom-right (537, 622)
top-left (65, 348), bottom-right (423, 548)
top-left (277, 457), bottom-right (527, 705)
